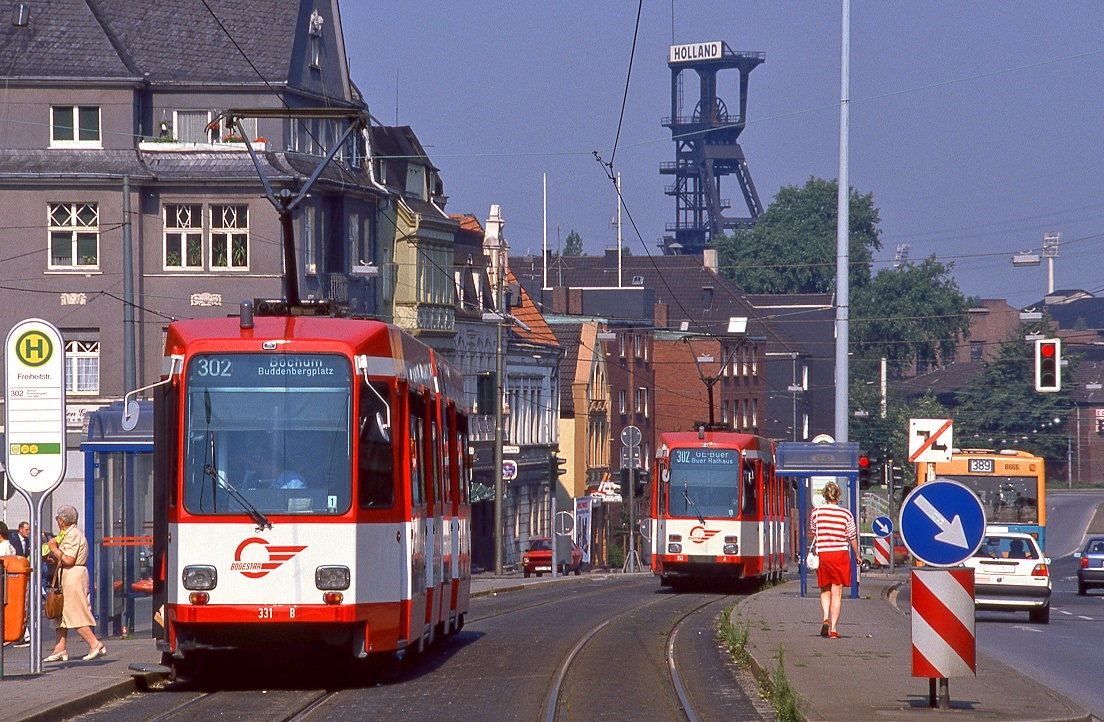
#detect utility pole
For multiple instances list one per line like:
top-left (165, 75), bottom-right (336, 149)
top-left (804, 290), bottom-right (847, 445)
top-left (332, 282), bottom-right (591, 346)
top-left (491, 209), bottom-right (507, 576)
top-left (834, 0), bottom-right (851, 443)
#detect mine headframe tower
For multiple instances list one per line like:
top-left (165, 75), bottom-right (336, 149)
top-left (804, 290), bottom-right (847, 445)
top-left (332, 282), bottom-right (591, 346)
top-left (661, 41), bottom-right (764, 255)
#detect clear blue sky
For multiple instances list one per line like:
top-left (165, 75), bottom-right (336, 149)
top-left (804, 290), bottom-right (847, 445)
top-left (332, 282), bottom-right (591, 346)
top-left (343, 2), bottom-right (1104, 309)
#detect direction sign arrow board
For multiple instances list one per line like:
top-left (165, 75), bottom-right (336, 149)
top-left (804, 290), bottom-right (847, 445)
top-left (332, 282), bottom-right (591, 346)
top-left (5, 319), bottom-right (66, 495)
top-left (872, 515), bottom-right (893, 538)
top-left (899, 479), bottom-right (986, 567)
top-left (908, 418), bottom-right (953, 463)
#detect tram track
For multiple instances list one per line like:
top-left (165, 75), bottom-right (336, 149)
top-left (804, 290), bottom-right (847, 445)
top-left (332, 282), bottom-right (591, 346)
top-left (542, 592), bottom-right (728, 722)
top-left (147, 690), bottom-right (339, 722)
top-left (465, 574), bottom-right (636, 625)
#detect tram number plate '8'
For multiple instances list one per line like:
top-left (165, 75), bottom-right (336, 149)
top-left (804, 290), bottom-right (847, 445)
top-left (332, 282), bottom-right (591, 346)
top-left (258, 606), bottom-right (297, 620)
top-left (968, 458), bottom-right (994, 473)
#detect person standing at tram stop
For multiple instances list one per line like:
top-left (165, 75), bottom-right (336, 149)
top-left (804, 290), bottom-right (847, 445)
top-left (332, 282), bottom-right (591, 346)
top-left (810, 481), bottom-right (859, 640)
top-left (0, 521), bottom-right (16, 556)
top-left (43, 505), bottom-right (107, 662)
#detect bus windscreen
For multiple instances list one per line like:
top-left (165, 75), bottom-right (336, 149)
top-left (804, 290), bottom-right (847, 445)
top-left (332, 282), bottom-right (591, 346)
top-left (940, 474), bottom-right (1038, 524)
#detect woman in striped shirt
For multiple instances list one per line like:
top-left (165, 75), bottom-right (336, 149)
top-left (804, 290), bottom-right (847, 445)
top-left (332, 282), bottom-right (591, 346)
top-left (810, 481), bottom-right (859, 639)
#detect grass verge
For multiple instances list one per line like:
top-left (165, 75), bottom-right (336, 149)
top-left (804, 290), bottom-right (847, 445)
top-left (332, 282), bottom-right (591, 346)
top-left (719, 603), bottom-right (805, 722)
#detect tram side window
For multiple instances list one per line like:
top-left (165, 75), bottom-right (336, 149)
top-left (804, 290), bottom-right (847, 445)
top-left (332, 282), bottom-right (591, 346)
top-left (458, 427), bottom-right (470, 504)
top-left (742, 460), bottom-right (758, 516)
top-left (442, 410), bottom-right (453, 504)
top-left (430, 418), bottom-right (442, 504)
top-left (409, 394), bottom-right (426, 506)
top-left (358, 381), bottom-right (394, 508)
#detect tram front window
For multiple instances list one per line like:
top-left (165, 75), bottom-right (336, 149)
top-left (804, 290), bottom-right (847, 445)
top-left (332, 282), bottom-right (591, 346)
top-left (183, 353), bottom-right (353, 516)
top-left (666, 448), bottom-right (741, 519)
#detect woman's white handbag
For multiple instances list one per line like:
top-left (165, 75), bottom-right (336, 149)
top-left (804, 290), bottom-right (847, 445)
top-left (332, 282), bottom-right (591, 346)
top-left (805, 548), bottom-right (819, 571)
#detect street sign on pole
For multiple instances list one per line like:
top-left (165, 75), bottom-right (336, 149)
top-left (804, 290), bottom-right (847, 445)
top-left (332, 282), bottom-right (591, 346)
top-left (620, 425), bottom-right (642, 448)
top-left (872, 515), bottom-right (893, 538)
top-left (502, 459), bottom-right (518, 482)
top-left (5, 319), bottom-right (66, 495)
top-left (908, 418), bottom-right (953, 464)
top-left (899, 479), bottom-right (986, 567)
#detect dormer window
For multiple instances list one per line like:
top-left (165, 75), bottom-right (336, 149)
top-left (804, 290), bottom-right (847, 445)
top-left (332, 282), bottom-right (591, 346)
top-left (308, 10), bottom-right (324, 69)
top-left (51, 106), bottom-right (100, 148)
top-left (631, 275), bottom-right (644, 285)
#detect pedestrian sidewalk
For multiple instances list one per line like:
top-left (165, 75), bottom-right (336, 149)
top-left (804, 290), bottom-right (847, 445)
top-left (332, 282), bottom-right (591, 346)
top-left (0, 570), bottom-right (596, 722)
top-left (0, 636), bottom-right (161, 722)
top-left (734, 573), bottom-right (1090, 722)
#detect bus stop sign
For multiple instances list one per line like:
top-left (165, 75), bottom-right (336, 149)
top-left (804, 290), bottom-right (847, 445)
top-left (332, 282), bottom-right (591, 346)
top-left (899, 479), bottom-right (986, 567)
top-left (4, 319), bottom-right (66, 494)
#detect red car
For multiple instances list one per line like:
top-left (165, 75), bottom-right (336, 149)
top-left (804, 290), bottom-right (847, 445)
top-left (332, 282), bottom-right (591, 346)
top-left (522, 537), bottom-right (583, 578)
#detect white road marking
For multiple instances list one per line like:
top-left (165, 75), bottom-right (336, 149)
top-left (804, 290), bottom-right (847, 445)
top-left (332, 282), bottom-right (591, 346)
top-left (1014, 626), bottom-right (1042, 633)
top-left (1079, 615), bottom-right (1093, 621)
top-left (1059, 609), bottom-right (1073, 615)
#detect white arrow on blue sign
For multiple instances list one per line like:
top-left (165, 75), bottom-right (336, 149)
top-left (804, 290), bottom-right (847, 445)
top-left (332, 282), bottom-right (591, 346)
top-left (872, 515), bottom-right (893, 538)
top-left (899, 479), bottom-right (986, 567)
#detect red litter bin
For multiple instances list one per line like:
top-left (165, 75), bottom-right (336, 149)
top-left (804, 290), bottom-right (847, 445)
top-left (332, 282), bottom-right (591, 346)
top-left (2, 555), bottom-right (31, 644)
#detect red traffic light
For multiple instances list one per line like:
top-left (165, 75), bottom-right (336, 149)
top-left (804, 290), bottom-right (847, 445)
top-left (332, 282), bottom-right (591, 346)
top-left (1040, 343), bottom-right (1056, 358)
top-left (859, 455), bottom-right (870, 468)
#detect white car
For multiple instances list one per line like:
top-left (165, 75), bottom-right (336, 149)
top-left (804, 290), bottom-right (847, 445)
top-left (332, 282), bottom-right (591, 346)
top-left (963, 531), bottom-right (1051, 624)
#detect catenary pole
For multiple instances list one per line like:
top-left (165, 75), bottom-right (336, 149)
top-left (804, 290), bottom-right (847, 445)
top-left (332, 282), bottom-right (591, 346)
top-left (834, 0), bottom-right (851, 443)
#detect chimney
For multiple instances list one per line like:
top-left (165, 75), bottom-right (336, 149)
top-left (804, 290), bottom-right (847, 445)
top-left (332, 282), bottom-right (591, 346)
top-left (703, 248), bottom-right (718, 272)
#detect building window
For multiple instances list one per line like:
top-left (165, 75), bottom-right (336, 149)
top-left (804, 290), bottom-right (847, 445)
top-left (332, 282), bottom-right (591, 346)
top-left (308, 9), bottom-right (324, 68)
top-left (722, 400), bottom-right (729, 423)
top-left (302, 205), bottom-right (317, 274)
top-left (51, 106), bottom-right (100, 147)
top-left (164, 204), bottom-right (203, 269)
top-left (751, 399), bottom-right (758, 428)
top-left (751, 346), bottom-right (758, 376)
top-left (619, 390), bottom-right (626, 414)
top-left (48, 203), bottom-right (98, 269)
top-left (175, 110), bottom-right (213, 144)
top-left (634, 333), bottom-right (643, 358)
top-left (635, 387), bottom-right (649, 417)
top-left (970, 341), bottom-right (984, 363)
top-left (210, 205), bottom-right (249, 269)
top-left (64, 338), bottom-right (99, 395)
top-left (619, 333), bottom-right (627, 358)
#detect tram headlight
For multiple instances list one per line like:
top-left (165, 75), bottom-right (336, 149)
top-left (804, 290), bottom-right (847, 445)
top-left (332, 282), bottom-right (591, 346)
top-left (315, 565), bottom-right (351, 591)
top-left (182, 565), bottom-right (217, 591)
top-left (668, 543), bottom-right (682, 554)
top-left (723, 543), bottom-right (739, 555)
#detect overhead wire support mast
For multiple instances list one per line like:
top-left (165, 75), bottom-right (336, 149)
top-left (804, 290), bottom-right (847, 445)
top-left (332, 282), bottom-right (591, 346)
top-left (224, 107), bottom-right (366, 308)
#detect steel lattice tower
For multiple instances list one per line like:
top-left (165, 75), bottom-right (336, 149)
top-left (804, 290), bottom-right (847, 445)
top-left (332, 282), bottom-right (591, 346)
top-left (661, 41), bottom-right (764, 255)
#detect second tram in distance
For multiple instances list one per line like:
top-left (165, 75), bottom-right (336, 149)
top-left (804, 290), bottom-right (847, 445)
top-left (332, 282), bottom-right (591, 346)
top-left (650, 429), bottom-right (786, 586)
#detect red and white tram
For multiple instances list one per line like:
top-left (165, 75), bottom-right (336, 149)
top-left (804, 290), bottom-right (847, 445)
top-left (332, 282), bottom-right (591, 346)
top-left (150, 305), bottom-right (471, 674)
top-left (650, 429), bottom-right (785, 586)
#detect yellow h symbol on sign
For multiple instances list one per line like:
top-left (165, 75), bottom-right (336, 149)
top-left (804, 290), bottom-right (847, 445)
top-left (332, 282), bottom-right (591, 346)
top-left (16, 330), bottom-right (53, 367)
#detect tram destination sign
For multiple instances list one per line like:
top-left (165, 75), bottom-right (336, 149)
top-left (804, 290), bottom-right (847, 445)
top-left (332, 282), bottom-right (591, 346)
top-left (5, 319), bottom-right (66, 494)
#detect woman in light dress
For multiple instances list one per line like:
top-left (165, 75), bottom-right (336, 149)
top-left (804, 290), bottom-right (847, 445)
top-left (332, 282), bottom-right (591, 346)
top-left (43, 505), bottom-right (106, 662)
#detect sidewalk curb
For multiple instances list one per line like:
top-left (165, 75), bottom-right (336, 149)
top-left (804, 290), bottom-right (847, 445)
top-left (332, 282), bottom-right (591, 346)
top-left (15, 677), bottom-right (137, 722)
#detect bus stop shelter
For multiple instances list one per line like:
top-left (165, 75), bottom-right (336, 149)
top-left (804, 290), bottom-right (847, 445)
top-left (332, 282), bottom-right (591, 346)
top-left (776, 441), bottom-right (860, 599)
top-left (80, 401), bottom-right (154, 638)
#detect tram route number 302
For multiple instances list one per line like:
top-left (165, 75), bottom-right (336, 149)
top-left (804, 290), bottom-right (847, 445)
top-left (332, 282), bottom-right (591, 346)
top-left (258, 606), bottom-right (297, 620)
top-left (968, 458), bottom-right (994, 474)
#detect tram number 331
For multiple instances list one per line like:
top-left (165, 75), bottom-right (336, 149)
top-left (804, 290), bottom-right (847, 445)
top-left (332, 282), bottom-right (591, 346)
top-left (258, 606), bottom-right (296, 619)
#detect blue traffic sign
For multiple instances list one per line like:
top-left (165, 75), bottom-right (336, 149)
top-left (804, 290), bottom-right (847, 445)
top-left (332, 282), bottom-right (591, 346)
top-left (872, 516), bottom-right (893, 538)
top-left (899, 479), bottom-right (986, 567)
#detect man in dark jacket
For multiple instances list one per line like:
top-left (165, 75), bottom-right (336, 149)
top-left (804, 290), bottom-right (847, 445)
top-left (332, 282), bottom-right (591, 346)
top-left (9, 521), bottom-right (31, 557)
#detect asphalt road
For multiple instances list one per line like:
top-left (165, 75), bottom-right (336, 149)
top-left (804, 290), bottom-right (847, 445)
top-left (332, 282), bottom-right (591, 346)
top-left (69, 575), bottom-right (769, 721)
top-left (972, 489), bottom-right (1104, 720)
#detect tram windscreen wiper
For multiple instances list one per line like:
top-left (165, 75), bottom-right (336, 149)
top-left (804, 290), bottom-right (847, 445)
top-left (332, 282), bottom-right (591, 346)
top-left (683, 487), bottom-right (706, 526)
top-left (204, 464), bottom-right (272, 531)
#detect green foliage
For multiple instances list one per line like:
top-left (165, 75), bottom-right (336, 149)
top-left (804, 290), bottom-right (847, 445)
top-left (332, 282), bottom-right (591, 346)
top-left (713, 177), bottom-right (881, 294)
top-left (767, 645), bottom-right (803, 722)
top-left (954, 321), bottom-right (1075, 463)
top-left (563, 229), bottom-right (584, 257)
top-left (852, 258), bottom-right (971, 374)
top-left (608, 541), bottom-right (624, 568)
top-left (719, 605), bottom-right (751, 664)
top-left (850, 381), bottom-right (948, 486)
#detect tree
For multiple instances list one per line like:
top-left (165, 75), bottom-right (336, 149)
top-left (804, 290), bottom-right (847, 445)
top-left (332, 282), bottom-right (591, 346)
top-left (713, 177), bottom-right (882, 294)
top-left (563, 229), bottom-right (584, 257)
top-left (851, 258), bottom-right (971, 375)
top-left (850, 384), bottom-right (949, 488)
top-left (953, 322), bottom-right (1075, 464)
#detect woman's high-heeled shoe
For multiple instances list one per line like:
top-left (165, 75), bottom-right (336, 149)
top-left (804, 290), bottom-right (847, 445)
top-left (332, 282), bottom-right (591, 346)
top-left (82, 644), bottom-right (106, 661)
top-left (43, 651), bottom-right (68, 662)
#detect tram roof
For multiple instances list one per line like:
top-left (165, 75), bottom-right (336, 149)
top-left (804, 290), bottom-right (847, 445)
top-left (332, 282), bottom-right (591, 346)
top-left (168, 315), bottom-right (395, 348)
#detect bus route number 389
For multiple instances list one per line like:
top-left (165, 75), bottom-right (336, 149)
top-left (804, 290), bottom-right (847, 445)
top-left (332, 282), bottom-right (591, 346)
top-left (968, 458), bottom-right (994, 474)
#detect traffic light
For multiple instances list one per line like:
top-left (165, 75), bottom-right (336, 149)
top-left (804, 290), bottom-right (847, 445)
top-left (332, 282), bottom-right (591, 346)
top-left (475, 373), bottom-right (496, 414)
top-left (1, 471), bottom-right (13, 502)
top-left (1097, 418), bottom-right (1104, 435)
top-left (858, 454), bottom-right (872, 489)
top-left (550, 453), bottom-right (568, 483)
top-left (890, 462), bottom-right (904, 488)
top-left (1034, 338), bottom-right (1061, 393)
